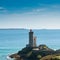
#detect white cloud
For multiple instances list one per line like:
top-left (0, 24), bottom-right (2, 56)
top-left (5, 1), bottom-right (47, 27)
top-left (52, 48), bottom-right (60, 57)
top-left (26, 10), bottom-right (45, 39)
top-left (33, 8), bottom-right (46, 12)
top-left (0, 7), bottom-right (3, 10)
top-left (0, 6), bottom-right (7, 13)
top-left (0, 12), bottom-right (60, 29)
top-left (0, 6), bottom-right (5, 10)
top-left (51, 5), bottom-right (60, 9)
top-left (23, 8), bottom-right (47, 15)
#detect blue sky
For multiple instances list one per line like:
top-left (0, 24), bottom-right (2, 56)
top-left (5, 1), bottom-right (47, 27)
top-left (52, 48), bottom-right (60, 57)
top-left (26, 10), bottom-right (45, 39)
top-left (0, 0), bottom-right (60, 29)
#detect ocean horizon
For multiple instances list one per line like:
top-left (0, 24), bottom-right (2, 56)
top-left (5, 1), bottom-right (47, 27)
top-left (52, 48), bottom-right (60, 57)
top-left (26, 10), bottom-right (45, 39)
top-left (0, 29), bottom-right (60, 60)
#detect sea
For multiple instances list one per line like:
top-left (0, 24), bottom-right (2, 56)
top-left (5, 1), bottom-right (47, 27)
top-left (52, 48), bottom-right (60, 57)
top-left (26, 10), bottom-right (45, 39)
top-left (0, 29), bottom-right (60, 60)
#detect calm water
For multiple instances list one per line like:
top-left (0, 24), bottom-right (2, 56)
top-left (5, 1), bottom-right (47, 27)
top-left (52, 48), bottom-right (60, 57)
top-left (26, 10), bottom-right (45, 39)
top-left (0, 29), bottom-right (60, 60)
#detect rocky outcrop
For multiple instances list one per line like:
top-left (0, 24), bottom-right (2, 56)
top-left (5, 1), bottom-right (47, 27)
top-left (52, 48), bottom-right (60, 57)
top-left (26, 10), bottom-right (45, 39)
top-left (9, 45), bottom-right (60, 60)
top-left (39, 44), bottom-right (54, 51)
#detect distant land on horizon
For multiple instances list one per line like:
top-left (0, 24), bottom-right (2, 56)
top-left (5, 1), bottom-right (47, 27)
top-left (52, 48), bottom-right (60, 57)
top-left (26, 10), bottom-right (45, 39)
top-left (0, 28), bottom-right (60, 30)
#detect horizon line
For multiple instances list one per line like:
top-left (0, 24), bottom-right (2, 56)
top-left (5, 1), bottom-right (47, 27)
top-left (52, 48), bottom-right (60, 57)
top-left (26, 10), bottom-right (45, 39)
top-left (0, 28), bottom-right (60, 30)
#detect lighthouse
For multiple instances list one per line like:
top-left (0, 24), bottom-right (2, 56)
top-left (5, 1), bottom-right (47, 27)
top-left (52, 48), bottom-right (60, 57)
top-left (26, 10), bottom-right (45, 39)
top-left (29, 29), bottom-right (34, 47)
top-left (26, 29), bottom-right (37, 47)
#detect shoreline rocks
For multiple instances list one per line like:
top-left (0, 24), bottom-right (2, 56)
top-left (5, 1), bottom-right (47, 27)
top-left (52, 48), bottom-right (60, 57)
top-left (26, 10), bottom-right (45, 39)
top-left (8, 44), bottom-right (60, 60)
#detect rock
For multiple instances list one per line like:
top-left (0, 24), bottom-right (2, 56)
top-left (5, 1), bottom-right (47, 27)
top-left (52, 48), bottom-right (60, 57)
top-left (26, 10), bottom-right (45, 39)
top-left (39, 44), bottom-right (54, 51)
top-left (40, 54), bottom-right (60, 60)
top-left (9, 53), bottom-right (20, 59)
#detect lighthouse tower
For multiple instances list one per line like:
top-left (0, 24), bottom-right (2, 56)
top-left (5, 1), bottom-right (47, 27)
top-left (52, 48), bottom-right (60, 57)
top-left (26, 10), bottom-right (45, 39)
top-left (26, 29), bottom-right (37, 47)
top-left (29, 29), bottom-right (34, 47)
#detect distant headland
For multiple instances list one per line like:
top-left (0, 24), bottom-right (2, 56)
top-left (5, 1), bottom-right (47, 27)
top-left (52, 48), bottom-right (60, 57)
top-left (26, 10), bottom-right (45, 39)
top-left (7, 29), bottom-right (60, 60)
